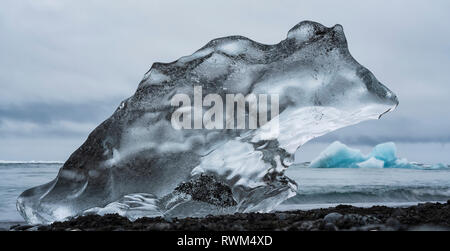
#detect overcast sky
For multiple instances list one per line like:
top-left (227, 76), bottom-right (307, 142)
top-left (1, 0), bottom-right (449, 162)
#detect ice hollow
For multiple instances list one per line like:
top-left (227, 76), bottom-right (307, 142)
top-left (17, 21), bottom-right (398, 224)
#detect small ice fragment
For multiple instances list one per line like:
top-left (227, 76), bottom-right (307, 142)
top-left (357, 157), bottom-right (384, 168)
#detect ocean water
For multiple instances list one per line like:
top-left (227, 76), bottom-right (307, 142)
top-left (280, 163), bottom-right (450, 210)
top-left (0, 162), bottom-right (61, 225)
top-left (1, 161), bottom-right (449, 226)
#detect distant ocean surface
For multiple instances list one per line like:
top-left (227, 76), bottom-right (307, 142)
top-left (0, 162), bottom-right (62, 225)
top-left (280, 163), bottom-right (450, 211)
top-left (1, 161), bottom-right (450, 225)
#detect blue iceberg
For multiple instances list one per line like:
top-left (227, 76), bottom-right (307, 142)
top-left (309, 141), bottom-right (448, 169)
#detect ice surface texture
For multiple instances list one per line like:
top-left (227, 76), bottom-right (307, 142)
top-left (17, 21), bottom-right (398, 224)
top-left (310, 141), bottom-right (448, 169)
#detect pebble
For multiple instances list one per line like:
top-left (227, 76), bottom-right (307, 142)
top-left (9, 201), bottom-right (450, 231)
top-left (323, 212), bottom-right (342, 224)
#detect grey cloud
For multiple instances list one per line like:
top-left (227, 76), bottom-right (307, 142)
top-left (312, 115), bottom-right (450, 145)
top-left (0, 100), bottom-right (120, 138)
top-left (0, 0), bottom-right (449, 160)
top-left (314, 133), bottom-right (450, 146)
top-left (0, 100), bottom-right (119, 124)
top-left (0, 119), bottom-right (96, 138)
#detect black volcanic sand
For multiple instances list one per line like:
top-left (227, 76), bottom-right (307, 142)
top-left (11, 201), bottom-right (450, 231)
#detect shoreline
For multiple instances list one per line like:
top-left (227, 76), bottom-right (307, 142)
top-left (8, 200), bottom-right (450, 231)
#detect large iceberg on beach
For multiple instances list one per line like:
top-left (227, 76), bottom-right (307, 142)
top-left (17, 21), bottom-right (398, 224)
top-left (309, 141), bottom-right (448, 169)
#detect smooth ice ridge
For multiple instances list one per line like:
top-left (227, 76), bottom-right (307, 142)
top-left (17, 21), bottom-right (398, 224)
top-left (309, 141), bottom-right (448, 169)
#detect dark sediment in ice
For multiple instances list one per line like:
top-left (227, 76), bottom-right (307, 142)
top-left (174, 174), bottom-right (236, 207)
top-left (12, 201), bottom-right (449, 231)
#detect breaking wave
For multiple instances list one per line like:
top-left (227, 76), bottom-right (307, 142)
top-left (285, 186), bottom-right (450, 204)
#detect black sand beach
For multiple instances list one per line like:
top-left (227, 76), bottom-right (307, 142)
top-left (9, 201), bottom-right (450, 231)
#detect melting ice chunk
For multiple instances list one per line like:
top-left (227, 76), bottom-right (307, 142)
top-left (309, 141), bottom-right (366, 168)
top-left (369, 142), bottom-right (397, 163)
top-left (357, 157), bottom-right (384, 169)
top-left (17, 21), bottom-right (399, 224)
